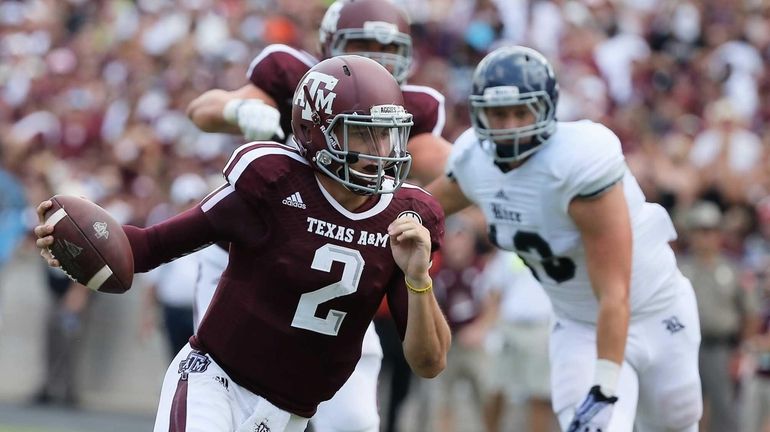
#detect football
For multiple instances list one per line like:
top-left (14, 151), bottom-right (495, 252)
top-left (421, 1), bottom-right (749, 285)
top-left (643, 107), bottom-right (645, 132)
top-left (44, 195), bottom-right (134, 293)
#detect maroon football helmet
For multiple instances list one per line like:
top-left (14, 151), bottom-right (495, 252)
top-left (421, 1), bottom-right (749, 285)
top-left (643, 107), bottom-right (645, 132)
top-left (319, 0), bottom-right (413, 84)
top-left (291, 55), bottom-right (413, 195)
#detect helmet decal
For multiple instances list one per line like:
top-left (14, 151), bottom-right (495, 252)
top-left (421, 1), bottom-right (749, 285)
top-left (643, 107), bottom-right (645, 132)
top-left (295, 71), bottom-right (339, 122)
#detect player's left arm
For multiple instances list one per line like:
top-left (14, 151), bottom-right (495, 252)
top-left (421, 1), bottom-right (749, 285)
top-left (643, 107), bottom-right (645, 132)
top-left (406, 133), bottom-right (452, 186)
top-left (569, 182), bottom-right (631, 392)
top-left (388, 216), bottom-right (451, 378)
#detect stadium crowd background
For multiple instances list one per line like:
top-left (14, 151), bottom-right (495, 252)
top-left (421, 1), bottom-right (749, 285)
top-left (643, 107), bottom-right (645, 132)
top-left (1, 0), bottom-right (770, 431)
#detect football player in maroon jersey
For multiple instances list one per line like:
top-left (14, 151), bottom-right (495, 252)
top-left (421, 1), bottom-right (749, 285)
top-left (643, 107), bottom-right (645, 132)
top-left (186, 1), bottom-right (453, 431)
top-left (34, 56), bottom-right (450, 432)
top-left (187, 0), bottom-right (450, 187)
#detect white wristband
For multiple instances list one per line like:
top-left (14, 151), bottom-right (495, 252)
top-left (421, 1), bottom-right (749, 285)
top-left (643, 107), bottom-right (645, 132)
top-left (223, 99), bottom-right (246, 124)
top-left (593, 359), bottom-right (621, 397)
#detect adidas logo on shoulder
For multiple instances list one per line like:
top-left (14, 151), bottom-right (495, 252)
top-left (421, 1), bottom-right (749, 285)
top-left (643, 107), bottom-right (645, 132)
top-left (282, 192), bottom-right (306, 209)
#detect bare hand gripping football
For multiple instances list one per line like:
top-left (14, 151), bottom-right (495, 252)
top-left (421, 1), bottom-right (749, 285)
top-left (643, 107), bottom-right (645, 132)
top-left (35, 196), bottom-right (133, 293)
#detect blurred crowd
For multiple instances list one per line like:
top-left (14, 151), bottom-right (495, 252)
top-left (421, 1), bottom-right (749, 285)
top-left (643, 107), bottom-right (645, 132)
top-left (3, 0), bottom-right (770, 431)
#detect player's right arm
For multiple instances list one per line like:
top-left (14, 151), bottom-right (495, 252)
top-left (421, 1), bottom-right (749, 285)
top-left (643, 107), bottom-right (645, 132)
top-left (426, 175), bottom-right (473, 216)
top-left (33, 186), bottom-right (259, 273)
top-left (186, 84), bottom-right (281, 140)
top-left (388, 215), bottom-right (451, 378)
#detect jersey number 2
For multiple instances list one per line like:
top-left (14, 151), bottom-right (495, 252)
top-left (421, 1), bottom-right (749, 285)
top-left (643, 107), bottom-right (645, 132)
top-left (513, 231), bottom-right (576, 283)
top-left (291, 244), bottom-right (363, 336)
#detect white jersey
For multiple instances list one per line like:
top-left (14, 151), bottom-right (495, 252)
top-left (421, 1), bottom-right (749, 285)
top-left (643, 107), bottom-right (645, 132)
top-left (447, 120), bottom-right (680, 323)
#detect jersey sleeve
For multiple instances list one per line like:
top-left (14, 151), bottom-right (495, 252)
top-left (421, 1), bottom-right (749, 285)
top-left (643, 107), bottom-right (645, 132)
top-left (445, 128), bottom-right (479, 179)
top-left (402, 85), bottom-right (446, 137)
top-left (246, 45), bottom-right (316, 136)
top-left (124, 206), bottom-right (217, 273)
top-left (246, 44), bottom-right (316, 103)
top-left (124, 183), bottom-right (268, 273)
top-left (221, 142), bottom-right (308, 207)
top-left (558, 123), bottom-right (626, 212)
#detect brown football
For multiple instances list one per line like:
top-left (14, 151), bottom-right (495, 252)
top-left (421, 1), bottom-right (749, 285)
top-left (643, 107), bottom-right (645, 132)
top-left (44, 195), bottom-right (134, 293)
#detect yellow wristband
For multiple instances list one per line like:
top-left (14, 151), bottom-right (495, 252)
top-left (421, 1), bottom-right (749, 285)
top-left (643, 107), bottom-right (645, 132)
top-left (405, 277), bottom-right (432, 294)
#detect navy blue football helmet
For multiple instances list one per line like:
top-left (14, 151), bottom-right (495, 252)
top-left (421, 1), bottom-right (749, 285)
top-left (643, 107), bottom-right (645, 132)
top-left (469, 46), bottom-right (558, 162)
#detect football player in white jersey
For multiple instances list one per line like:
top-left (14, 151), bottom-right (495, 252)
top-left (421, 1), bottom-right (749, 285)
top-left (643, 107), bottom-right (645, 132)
top-left (428, 45), bottom-right (703, 432)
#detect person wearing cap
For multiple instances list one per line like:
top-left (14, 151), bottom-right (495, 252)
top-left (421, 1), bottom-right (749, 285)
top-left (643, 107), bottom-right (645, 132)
top-left (677, 200), bottom-right (760, 432)
top-left (737, 197), bottom-right (770, 432)
top-left (689, 98), bottom-right (762, 204)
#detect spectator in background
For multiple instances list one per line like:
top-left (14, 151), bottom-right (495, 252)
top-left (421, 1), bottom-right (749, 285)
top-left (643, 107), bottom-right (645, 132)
top-left (481, 250), bottom-right (555, 432)
top-left (31, 273), bottom-right (89, 408)
top-left (689, 99), bottom-right (763, 206)
top-left (740, 196), bottom-right (770, 432)
top-left (743, 196), bottom-right (770, 272)
top-left (0, 159), bottom-right (27, 272)
top-left (740, 259), bottom-right (770, 432)
top-left (0, 145), bottom-right (27, 330)
top-left (423, 213), bottom-right (493, 432)
top-left (678, 201), bottom-right (760, 432)
top-left (139, 172), bottom-right (209, 359)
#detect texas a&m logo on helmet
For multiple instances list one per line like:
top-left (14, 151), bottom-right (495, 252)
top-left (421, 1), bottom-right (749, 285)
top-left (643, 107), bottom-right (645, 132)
top-left (294, 71), bottom-right (339, 122)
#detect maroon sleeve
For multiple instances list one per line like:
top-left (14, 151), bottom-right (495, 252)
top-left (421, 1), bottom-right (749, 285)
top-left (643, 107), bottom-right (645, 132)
top-left (125, 186), bottom-right (267, 273)
top-left (246, 45), bottom-right (316, 137)
top-left (386, 272), bottom-right (409, 340)
top-left (403, 86), bottom-right (445, 137)
top-left (124, 206), bottom-right (217, 273)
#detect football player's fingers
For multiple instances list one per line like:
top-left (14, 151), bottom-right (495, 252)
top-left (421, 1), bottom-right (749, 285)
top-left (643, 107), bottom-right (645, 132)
top-left (39, 247), bottom-right (59, 267)
top-left (35, 235), bottom-right (54, 248)
top-left (388, 217), bottom-right (417, 234)
top-left (396, 224), bottom-right (429, 241)
top-left (33, 224), bottom-right (54, 238)
top-left (36, 200), bottom-right (52, 222)
top-left (395, 227), bottom-right (428, 244)
top-left (388, 223), bottom-right (411, 240)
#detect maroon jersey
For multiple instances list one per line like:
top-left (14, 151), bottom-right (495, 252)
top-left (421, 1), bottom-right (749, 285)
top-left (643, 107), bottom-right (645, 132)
top-left (247, 44), bottom-right (445, 139)
top-left (124, 142), bottom-right (444, 417)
